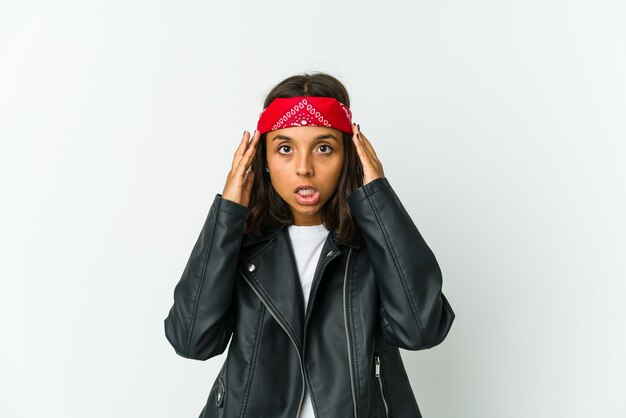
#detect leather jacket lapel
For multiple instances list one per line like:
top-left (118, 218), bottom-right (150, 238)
top-left (238, 225), bottom-right (361, 352)
top-left (239, 227), bottom-right (306, 350)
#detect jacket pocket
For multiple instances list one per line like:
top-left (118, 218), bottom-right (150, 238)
top-left (374, 354), bottom-right (389, 418)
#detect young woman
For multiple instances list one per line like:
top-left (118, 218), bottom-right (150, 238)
top-left (164, 73), bottom-right (455, 418)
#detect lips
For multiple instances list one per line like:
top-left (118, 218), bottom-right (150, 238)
top-left (294, 185), bottom-right (320, 205)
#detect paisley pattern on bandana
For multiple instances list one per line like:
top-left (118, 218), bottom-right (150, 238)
top-left (271, 98), bottom-right (330, 131)
top-left (256, 96), bottom-right (353, 134)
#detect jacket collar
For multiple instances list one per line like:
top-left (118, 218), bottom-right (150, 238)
top-left (238, 223), bottom-right (359, 352)
top-left (242, 224), bottom-right (360, 249)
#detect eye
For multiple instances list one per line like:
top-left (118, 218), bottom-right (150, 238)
top-left (319, 144), bottom-right (333, 154)
top-left (278, 145), bottom-right (292, 154)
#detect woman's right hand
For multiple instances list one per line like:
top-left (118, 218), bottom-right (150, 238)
top-left (221, 130), bottom-right (261, 208)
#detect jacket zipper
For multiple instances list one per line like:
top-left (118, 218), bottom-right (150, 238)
top-left (375, 355), bottom-right (389, 417)
top-left (239, 270), bottom-right (306, 418)
top-left (343, 248), bottom-right (358, 418)
top-left (301, 248), bottom-right (341, 417)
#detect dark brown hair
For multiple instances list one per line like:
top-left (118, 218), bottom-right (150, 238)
top-left (244, 72), bottom-right (364, 246)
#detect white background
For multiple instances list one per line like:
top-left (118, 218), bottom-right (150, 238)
top-left (1, 1), bottom-right (625, 417)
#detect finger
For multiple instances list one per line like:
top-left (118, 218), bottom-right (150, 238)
top-left (238, 132), bottom-right (258, 174)
top-left (243, 167), bottom-right (255, 191)
top-left (356, 126), bottom-right (380, 162)
top-left (352, 123), bottom-right (374, 160)
top-left (352, 131), bottom-right (372, 168)
top-left (240, 130), bottom-right (258, 160)
top-left (243, 168), bottom-right (255, 207)
top-left (235, 130), bottom-right (260, 177)
top-left (354, 130), bottom-right (376, 167)
top-left (351, 122), bottom-right (359, 137)
top-left (232, 130), bottom-right (250, 171)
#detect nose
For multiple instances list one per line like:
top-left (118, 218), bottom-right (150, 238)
top-left (296, 152), bottom-right (313, 176)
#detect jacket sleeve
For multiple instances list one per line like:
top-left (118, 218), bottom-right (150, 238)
top-left (347, 176), bottom-right (455, 350)
top-left (164, 194), bottom-right (250, 360)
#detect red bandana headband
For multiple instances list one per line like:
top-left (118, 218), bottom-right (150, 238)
top-left (256, 96), bottom-right (353, 134)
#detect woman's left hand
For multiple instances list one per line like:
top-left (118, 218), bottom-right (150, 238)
top-left (351, 123), bottom-right (385, 186)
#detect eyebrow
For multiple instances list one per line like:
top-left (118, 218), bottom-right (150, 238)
top-left (271, 134), bottom-right (339, 142)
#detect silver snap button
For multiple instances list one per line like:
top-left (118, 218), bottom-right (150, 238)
top-left (247, 263), bottom-right (255, 272)
top-left (217, 392), bottom-right (222, 402)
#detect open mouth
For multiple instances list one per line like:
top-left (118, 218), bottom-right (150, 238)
top-left (294, 186), bottom-right (320, 205)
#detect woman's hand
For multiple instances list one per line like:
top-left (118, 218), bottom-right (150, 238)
top-left (351, 123), bottom-right (385, 186)
top-left (221, 130), bottom-right (260, 208)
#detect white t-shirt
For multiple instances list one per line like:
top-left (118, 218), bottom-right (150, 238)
top-left (287, 223), bottom-right (329, 418)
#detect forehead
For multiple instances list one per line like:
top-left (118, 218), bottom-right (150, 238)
top-left (267, 126), bottom-right (343, 142)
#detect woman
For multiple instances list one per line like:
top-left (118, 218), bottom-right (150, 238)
top-left (164, 72), bottom-right (455, 418)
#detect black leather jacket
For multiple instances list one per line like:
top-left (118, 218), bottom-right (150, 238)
top-left (164, 176), bottom-right (455, 418)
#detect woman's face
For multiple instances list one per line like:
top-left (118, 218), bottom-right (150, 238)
top-left (265, 126), bottom-right (345, 226)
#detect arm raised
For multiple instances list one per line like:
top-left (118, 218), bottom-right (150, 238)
top-left (164, 194), bottom-right (249, 360)
top-left (348, 177), bottom-right (455, 350)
